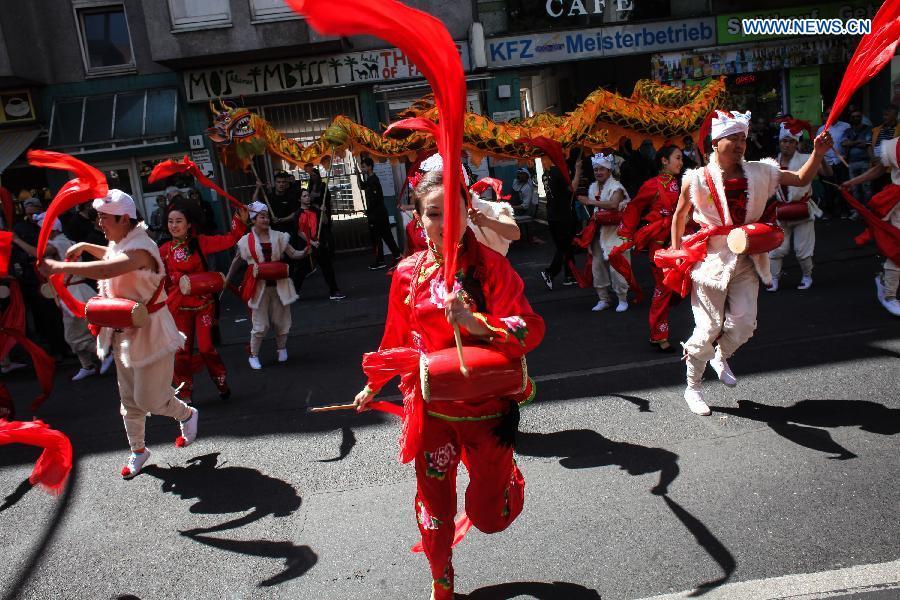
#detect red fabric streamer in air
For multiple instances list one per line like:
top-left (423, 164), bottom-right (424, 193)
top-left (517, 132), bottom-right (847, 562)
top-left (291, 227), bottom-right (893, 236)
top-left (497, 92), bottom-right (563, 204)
top-left (515, 136), bottom-right (572, 191)
top-left (0, 420), bottom-right (73, 494)
top-left (0, 327), bottom-right (56, 412)
top-left (824, 0), bottom-right (900, 130)
top-left (838, 186), bottom-right (900, 265)
top-left (286, 0), bottom-right (466, 291)
top-left (0, 186), bottom-right (14, 231)
top-left (149, 155), bottom-right (245, 211)
top-left (469, 177), bottom-right (511, 201)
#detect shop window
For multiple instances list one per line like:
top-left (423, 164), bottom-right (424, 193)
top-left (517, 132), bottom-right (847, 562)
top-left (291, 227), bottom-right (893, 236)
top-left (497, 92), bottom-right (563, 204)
top-left (75, 3), bottom-right (135, 75)
top-left (167, 0), bottom-right (232, 30)
top-left (249, 0), bottom-right (298, 22)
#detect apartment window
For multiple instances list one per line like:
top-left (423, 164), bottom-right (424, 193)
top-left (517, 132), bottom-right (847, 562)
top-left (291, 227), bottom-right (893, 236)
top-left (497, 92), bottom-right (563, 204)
top-left (76, 4), bottom-right (135, 75)
top-left (249, 0), bottom-right (298, 22)
top-left (168, 0), bottom-right (232, 30)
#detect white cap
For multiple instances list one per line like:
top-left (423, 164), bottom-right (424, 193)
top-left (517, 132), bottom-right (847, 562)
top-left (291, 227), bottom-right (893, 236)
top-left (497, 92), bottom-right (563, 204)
top-left (418, 153), bottom-right (470, 186)
top-left (92, 189), bottom-right (137, 219)
top-left (248, 201), bottom-right (268, 219)
top-left (711, 110), bottom-right (752, 141)
top-left (165, 186), bottom-right (180, 197)
top-left (779, 123), bottom-right (801, 141)
top-left (591, 153), bottom-right (615, 170)
top-left (35, 212), bottom-right (61, 231)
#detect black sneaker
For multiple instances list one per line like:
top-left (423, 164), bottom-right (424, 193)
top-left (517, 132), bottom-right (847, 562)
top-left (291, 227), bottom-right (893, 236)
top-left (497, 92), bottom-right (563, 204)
top-left (369, 262), bottom-right (387, 271)
top-left (562, 277), bottom-right (577, 287)
top-left (540, 270), bottom-right (553, 291)
top-left (329, 292), bottom-right (347, 301)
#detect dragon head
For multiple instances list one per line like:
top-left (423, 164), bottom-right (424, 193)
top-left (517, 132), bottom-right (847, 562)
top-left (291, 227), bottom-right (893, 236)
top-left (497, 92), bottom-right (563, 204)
top-left (206, 99), bottom-right (267, 170)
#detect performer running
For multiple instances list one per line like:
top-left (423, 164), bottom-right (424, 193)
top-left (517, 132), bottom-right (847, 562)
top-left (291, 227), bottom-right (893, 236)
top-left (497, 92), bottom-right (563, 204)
top-left (39, 189), bottom-right (197, 478)
top-left (160, 200), bottom-right (248, 402)
top-left (766, 123), bottom-right (831, 292)
top-left (354, 167), bottom-right (545, 600)
top-left (226, 201), bottom-right (305, 369)
top-left (578, 153), bottom-right (632, 313)
top-left (616, 145), bottom-right (684, 350)
top-left (842, 135), bottom-right (900, 316)
top-left (667, 111), bottom-right (832, 415)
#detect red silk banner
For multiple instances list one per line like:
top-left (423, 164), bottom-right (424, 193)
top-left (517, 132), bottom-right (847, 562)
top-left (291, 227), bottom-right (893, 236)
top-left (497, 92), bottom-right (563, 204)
top-left (149, 155), bottom-right (244, 211)
top-left (0, 420), bottom-right (73, 494)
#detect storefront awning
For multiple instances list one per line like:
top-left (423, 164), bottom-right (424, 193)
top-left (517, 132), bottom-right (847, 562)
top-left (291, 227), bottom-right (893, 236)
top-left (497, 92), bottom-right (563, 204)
top-left (0, 128), bottom-right (40, 174)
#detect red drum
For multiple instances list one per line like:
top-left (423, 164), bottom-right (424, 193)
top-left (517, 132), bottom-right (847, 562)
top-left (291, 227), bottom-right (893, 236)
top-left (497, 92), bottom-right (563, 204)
top-left (420, 346), bottom-right (528, 403)
top-left (595, 210), bottom-right (622, 225)
top-left (84, 297), bottom-right (149, 329)
top-left (776, 201), bottom-right (810, 221)
top-left (727, 223), bottom-right (785, 255)
top-left (254, 262), bottom-right (289, 281)
top-left (179, 272), bottom-right (225, 296)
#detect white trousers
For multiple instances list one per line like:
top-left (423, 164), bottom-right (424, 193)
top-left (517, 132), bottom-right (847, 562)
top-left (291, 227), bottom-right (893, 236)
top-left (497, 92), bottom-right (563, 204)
top-left (591, 236), bottom-right (629, 302)
top-left (884, 259), bottom-right (899, 301)
top-left (770, 219), bottom-right (815, 279)
top-left (250, 286), bottom-right (292, 356)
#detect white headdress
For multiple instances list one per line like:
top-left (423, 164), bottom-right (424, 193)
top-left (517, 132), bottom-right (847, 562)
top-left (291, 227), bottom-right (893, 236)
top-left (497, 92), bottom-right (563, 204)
top-left (418, 153), bottom-right (470, 186)
top-left (591, 153), bottom-right (614, 170)
top-left (248, 201), bottom-right (268, 219)
top-left (710, 110), bottom-right (752, 141)
top-left (778, 122), bottom-right (801, 141)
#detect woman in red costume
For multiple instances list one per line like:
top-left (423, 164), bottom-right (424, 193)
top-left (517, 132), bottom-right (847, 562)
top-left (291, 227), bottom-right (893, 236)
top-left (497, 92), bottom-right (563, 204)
top-left (616, 145), bottom-right (684, 351)
top-left (354, 168), bottom-right (545, 600)
top-left (159, 200), bottom-right (248, 402)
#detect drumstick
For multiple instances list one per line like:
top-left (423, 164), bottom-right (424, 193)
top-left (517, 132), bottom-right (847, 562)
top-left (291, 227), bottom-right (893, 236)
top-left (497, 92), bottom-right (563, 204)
top-left (452, 322), bottom-right (470, 378)
top-left (309, 402), bottom-right (358, 413)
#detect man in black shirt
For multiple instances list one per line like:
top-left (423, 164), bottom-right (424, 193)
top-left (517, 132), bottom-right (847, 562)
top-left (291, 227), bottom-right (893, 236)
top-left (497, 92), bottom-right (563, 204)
top-left (540, 163), bottom-right (578, 289)
top-left (255, 170), bottom-right (300, 240)
top-left (360, 156), bottom-right (400, 269)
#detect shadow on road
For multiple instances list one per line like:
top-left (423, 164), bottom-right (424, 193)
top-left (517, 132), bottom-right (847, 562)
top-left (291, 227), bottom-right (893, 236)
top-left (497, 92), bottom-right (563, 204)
top-left (713, 400), bottom-right (900, 460)
top-left (0, 478), bottom-right (34, 513)
top-left (458, 580), bottom-right (602, 599)
top-left (662, 495), bottom-right (735, 596)
top-left (516, 429), bottom-right (679, 496)
top-left (318, 425), bottom-right (356, 462)
top-left (142, 452), bottom-right (301, 535)
top-left (180, 532), bottom-right (318, 587)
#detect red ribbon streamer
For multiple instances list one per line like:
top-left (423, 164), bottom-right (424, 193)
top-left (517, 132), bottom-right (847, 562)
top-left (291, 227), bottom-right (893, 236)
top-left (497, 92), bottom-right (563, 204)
top-left (838, 185), bottom-right (900, 265)
top-left (0, 420), bottom-right (73, 494)
top-left (0, 186), bottom-right (14, 231)
top-left (514, 136), bottom-right (572, 191)
top-left (0, 327), bottom-right (56, 412)
top-left (469, 177), bottom-right (511, 201)
top-left (149, 155), bottom-right (245, 211)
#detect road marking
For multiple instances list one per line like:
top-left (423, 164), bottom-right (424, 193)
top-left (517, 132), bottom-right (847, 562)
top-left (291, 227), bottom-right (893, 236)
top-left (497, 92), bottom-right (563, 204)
top-left (637, 559), bottom-right (900, 599)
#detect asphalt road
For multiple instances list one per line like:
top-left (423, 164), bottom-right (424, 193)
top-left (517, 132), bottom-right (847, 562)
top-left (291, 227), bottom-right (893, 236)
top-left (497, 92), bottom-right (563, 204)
top-left (1, 219), bottom-right (898, 600)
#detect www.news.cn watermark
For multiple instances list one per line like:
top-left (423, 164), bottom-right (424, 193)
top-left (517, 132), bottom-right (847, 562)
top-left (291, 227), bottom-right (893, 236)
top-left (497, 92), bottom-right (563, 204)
top-left (742, 18), bottom-right (872, 36)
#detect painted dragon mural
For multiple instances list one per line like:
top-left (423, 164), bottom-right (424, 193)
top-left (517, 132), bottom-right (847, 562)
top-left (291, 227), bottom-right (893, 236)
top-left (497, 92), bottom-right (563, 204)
top-left (206, 77), bottom-right (727, 170)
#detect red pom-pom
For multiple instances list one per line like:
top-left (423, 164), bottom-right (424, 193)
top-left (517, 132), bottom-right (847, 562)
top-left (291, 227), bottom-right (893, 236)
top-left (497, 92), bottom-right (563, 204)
top-left (121, 466), bottom-right (132, 477)
top-left (174, 436), bottom-right (187, 448)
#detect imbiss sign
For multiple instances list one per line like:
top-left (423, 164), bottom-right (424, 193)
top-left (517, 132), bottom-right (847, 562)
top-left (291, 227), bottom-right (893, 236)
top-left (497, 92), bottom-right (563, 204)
top-left (184, 43), bottom-right (471, 102)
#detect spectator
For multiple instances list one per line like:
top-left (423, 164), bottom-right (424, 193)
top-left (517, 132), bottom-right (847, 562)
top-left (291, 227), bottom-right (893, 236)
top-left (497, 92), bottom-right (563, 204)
top-left (871, 104), bottom-right (899, 194)
top-left (186, 188), bottom-right (217, 235)
top-left (617, 138), bottom-right (651, 198)
top-left (510, 168), bottom-right (536, 216)
top-left (745, 116), bottom-right (777, 161)
top-left (817, 107), bottom-right (851, 219)
top-left (360, 156), bottom-right (400, 270)
top-left (847, 103), bottom-right (872, 127)
top-left (148, 195), bottom-right (168, 243)
top-left (63, 202), bottom-right (106, 252)
top-left (540, 158), bottom-right (578, 290)
top-left (842, 109), bottom-right (873, 212)
top-left (681, 135), bottom-right (702, 171)
top-left (254, 170), bottom-right (300, 240)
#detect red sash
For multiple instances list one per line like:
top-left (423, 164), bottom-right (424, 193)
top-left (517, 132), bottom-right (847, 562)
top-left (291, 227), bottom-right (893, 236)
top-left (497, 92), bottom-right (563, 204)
top-left (240, 231), bottom-right (262, 304)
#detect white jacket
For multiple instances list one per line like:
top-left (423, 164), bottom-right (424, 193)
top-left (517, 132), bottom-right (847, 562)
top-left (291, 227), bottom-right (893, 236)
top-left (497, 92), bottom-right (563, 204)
top-left (237, 229), bottom-right (299, 309)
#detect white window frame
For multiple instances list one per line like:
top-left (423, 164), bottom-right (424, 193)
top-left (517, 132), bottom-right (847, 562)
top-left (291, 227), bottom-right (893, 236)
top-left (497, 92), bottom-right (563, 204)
top-left (167, 0), bottom-right (232, 32)
top-left (249, 0), bottom-right (302, 23)
top-left (72, 1), bottom-right (137, 77)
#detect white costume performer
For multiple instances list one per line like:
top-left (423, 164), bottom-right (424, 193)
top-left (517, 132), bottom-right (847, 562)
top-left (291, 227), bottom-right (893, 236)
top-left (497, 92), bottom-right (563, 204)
top-left (875, 137), bottom-right (900, 314)
top-left (768, 124), bottom-right (821, 290)
top-left (470, 196), bottom-right (515, 256)
top-left (588, 153), bottom-right (631, 311)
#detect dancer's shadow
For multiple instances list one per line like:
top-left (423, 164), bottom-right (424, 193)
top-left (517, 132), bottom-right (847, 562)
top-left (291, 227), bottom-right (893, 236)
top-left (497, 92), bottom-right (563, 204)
top-left (181, 532), bottom-right (317, 587)
top-left (458, 581), bottom-right (602, 599)
top-left (318, 426), bottom-right (356, 462)
top-left (0, 478), bottom-right (33, 513)
top-left (142, 453), bottom-right (301, 535)
top-left (662, 495), bottom-right (735, 596)
top-left (713, 400), bottom-right (900, 460)
top-left (610, 394), bottom-right (651, 413)
top-left (517, 429), bottom-right (679, 495)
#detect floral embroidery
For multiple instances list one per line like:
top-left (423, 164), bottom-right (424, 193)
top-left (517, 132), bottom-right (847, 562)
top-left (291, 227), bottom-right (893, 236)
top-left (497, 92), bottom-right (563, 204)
top-left (200, 314), bottom-right (213, 327)
top-left (429, 276), bottom-right (462, 309)
top-left (424, 441), bottom-right (456, 480)
top-left (172, 247), bottom-right (188, 262)
top-left (500, 315), bottom-right (529, 345)
top-left (417, 500), bottom-right (442, 530)
top-left (434, 564), bottom-right (453, 591)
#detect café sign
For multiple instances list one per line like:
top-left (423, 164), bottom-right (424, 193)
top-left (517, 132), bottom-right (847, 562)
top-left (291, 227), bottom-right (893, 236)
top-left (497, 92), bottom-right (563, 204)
top-left (545, 0), bottom-right (634, 18)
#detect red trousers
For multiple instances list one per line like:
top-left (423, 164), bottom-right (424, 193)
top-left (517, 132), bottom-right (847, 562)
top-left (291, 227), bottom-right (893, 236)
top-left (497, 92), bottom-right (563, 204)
top-left (172, 303), bottom-right (228, 400)
top-left (414, 415), bottom-right (524, 599)
top-left (649, 245), bottom-right (678, 342)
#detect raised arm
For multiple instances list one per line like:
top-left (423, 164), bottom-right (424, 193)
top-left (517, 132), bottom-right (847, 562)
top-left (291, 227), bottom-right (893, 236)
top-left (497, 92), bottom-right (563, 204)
top-left (39, 249), bottom-right (156, 280)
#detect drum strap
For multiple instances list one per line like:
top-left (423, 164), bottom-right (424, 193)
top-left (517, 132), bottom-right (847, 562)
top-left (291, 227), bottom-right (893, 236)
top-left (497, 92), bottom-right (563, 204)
top-left (248, 230), bottom-right (260, 265)
top-left (146, 279), bottom-right (167, 314)
top-left (703, 167), bottom-right (727, 225)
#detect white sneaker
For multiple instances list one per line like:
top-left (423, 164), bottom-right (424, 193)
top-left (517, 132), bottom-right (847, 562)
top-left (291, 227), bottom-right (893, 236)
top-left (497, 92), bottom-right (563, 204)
top-left (710, 355), bottom-right (738, 387)
top-left (797, 276), bottom-right (813, 290)
top-left (71, 367), bottom-right (97, 382)
top-left (121, 449), bottom-right (151, 479)
top-left (683, 387), bottom-right (711, 416)
top-left (874, 275), bottom-right (886, 301)
top-left (277, 348), bottom-right (288, 363)
top-left (883, 298), bottom-right (900, 317)
top-left (176, 408), bottom-right (199, 448)
top-left (615, 300), bottom-right (629, 313)
top-left (591, 300), bottom-right (610, 312)
top-left (765, 277), bottom-right (779, 292)
top-left (0, 361), bottom-right (27, 374)
top-left (99, 354), bottom-right (114, 375)
top-left (248, 356), bottom-right (262, 370)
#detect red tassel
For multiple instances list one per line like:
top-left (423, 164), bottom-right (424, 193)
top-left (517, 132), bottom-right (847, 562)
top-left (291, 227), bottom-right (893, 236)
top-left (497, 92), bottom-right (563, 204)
top-left (150, 156), bottom-right (245, 211)
top-left (175, 436), bottom-right (187, 448)
top-left (825, 0), bottom-right (900, 130)
top-left (0, 420), bottom-right (73, 494)
top-left (0, 327), bottom-right (55, 412)
top-left (514, 136), bottom-right (572, 191)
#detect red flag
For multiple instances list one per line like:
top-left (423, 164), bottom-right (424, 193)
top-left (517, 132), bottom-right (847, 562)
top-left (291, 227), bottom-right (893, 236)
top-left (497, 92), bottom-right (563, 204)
top-left (150, 155), bottom-right (245, 211)
top-left (0, 420), bottom-right (73, 494)
top-left (469, 177), bottom-right (511, 201)
top-left (286, 0), bottom-right (466, 290)
top-left (825, 0), bottom-right (900, 129)
top-left (0, 327), bottom-right (56, 412)
top-left (515, 136), bottom-right (572, 191)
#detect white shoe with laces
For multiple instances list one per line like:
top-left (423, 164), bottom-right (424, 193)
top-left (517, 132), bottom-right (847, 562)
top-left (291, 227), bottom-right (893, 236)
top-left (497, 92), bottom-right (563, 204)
top-left (121, 449), bottom-right (151, 479)
top-left (248, 356), bottom-right (262, 370)
top-left (710, 355), bottom-right (738, 387)
top-left (615, 300), bottom-right (629, 313)
top-left (797, 276), bottom-right (813, 290)
top-left (277, 348), bottom-right (288, 362)
top-left (683, 387), bottom-right (711, 416)
top-left (176, 408), bottom-right (199, 448)
top-left (71, 367), bottom-right (97, 382)
top-left (591, 300), bottom-right (610, 312)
